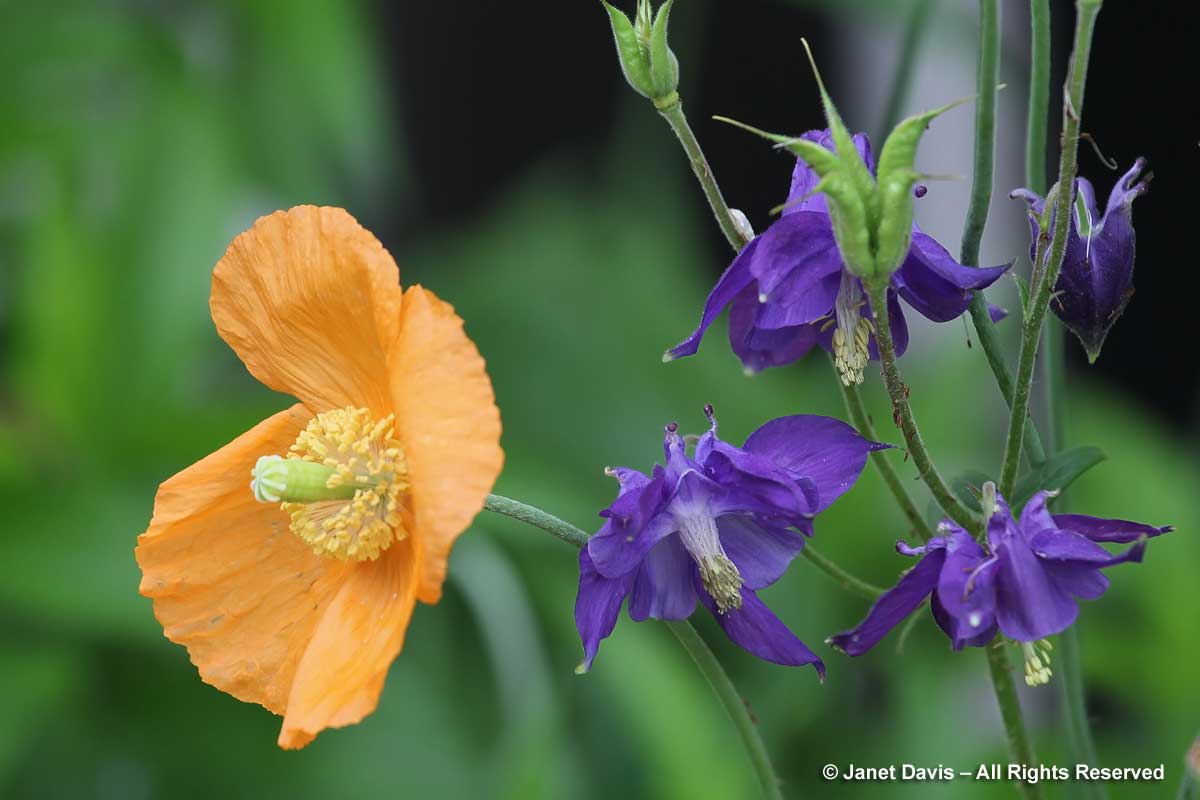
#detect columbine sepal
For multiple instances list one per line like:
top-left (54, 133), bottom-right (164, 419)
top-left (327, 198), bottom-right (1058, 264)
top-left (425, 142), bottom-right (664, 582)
top-left (601, 0), bottom-right (679, 107)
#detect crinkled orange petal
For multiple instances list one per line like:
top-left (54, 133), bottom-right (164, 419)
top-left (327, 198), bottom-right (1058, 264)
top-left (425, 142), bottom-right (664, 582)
top-left (277, 535), bottom-right (419, 749)
top-left (210, 206), bottom-right (402, 417)
top-left (388, 285), bottom-right (504, 604)
top-left (136, 404), bottom-right (354, 714)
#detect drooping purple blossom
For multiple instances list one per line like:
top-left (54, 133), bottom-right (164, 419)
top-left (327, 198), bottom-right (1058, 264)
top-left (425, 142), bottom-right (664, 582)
top-left (666, 129), bottom-right (1010, 384)
top-left (829, 488), bottom-right (1171, 685)
top-left (1013, 158), bottom-right (1150, 362)
top-left (575, 407), bottom-right (887, 677)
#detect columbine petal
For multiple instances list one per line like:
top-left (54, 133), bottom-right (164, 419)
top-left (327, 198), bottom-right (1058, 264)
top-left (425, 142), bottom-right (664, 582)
top-left (993, 534), bottom-right (1078, 641)
top-left (828, 543), bottom-right (944, 656)
top-left (1052, 513), bottom-right (1173, 544)
top-left (700, 585), bottom-right (825, 676)
top-left (717, 515), bottom-right (807, 590)
top-left (933, 532), bottom-right (999, 650)
top-left (742, 415), bottom-right (889, 513)
top-left (587, 470), bottom-right (673, 579)
top-left (748, 211), bottom-right (841, 316)
top-left (892, 231), bottom-right (1009, 323)
top-left (665, 238), bottom-right (758, 361)
top-left (628, 537), bottom-right (699, 622)
top-left (575, 549), bottom-right (635, 673)
top-left (729, 287), bottom-right (821, 373)
top-left (784, 130), bottom-right (875, 216)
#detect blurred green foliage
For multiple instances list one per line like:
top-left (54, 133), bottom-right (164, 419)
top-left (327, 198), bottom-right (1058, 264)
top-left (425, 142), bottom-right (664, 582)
top-left (0, 2), bottom-right (1195, 799)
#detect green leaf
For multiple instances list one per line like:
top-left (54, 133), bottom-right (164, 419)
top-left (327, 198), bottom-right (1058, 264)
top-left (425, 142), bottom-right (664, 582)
top-left (1012, 445), bottom-right (1107, 510)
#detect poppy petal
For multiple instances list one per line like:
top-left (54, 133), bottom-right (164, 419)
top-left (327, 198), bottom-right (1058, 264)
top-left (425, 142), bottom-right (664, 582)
top-left (136, 404), bottom-right (354, 716)
top-left (389, 285), bottom-right (504, 604)
top-left (278, 536), bottom-right (420, 748)
top-left (210, 206), bottom-right (403, 416)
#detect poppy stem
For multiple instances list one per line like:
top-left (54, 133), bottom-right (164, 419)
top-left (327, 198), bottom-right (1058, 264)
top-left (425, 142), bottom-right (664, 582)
top-left (997, 0), bottom-right (1102, 498)
top-left (863, 281), bottom-right (981, 532)
top-left (481, 493), bottom-right (784, 800)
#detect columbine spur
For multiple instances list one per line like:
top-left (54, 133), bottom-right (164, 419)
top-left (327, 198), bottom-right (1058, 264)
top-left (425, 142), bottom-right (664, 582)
top-left (575, 406), bottom-right (887, 677)
top-left (1013, 158), bottom-right (1150, 362)
top-left (828, 486), bottom-right (1171, 686)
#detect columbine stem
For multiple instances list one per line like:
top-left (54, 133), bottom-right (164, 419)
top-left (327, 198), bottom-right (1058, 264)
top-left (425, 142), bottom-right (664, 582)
top-left (656, 99), bottom-right (750, 252)
top-left (864, 282), bottom-right (980, 531)
top-left (998, 0), bottom-right (1102, 497)
top-left (877, 0), bottom-right (937, 137)
top-left (482, 493), bottom-right (782, 800)
top-left (986, 643), bottom-right (1046, 800)
top-left (1025, 0), bottom-right (1052, 195)
top-left (665, 620), bottom-right (785, 800)
top-left (836, 373), bottom-right (934, 541)
top-left (801, 544), bottom-right (885, 601)
top-left (961, 0), bottom-right (1047, 468)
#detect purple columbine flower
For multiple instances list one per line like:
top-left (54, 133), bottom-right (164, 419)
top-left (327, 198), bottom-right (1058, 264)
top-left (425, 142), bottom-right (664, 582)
top-left (666, 129), bottom-right (1010, 384)
top-left (575, 406), bottom-right (887, 678)
top-left (1013, 158), bottom-right (1150, 363)
top-left (829, 487), bottom-right (1171, 686)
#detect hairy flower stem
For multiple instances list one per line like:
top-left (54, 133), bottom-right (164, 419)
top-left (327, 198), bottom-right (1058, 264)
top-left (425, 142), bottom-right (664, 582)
top-left (962, 0), bottom-right (1047, 468)
top-left (864, 282), bottom-right (980, 531)
top-left (998, 0), bottom-right (1102, 497)
top-left (482, 493), bottom-right (782, 800)
top-left (836, 372), bottom-right (934, 541)
top-left (802, 543), bottom-right (885, 601)
top-left (986, 643), bottom-right (1046, 800)
top-left (656, 99), bottom-right (751, 252)
top-left (665, 621), bottom-right (785, 800)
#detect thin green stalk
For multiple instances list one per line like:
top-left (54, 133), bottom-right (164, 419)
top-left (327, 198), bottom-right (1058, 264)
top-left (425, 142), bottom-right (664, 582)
top-left (657, 100), bottom-right (750, 252)
top-left (801, 544), bottom-right (885, 601)
top-left (482, 493), bottom-right (783, 799)
top-left (962, 0), bottom-right (1047, 468)
top-left (959, 0), bottom-right (1000, 271)
top-left (878, 0), bottom-right (937, 137)
top-left (1025, 0), bottom-right (1052, 194)
top-left (998, 0), bottom-right (1102, 497)
top-left (837, 375), bottom-right (933, 541)
top-left (665, 621), bottom-right (785, 800)
top-left (484, 494), bottom-right (589, 548)
top-left (865, 281), bottom-right (980, 531)
top-left (986, 643), bottom-right (1045, 800)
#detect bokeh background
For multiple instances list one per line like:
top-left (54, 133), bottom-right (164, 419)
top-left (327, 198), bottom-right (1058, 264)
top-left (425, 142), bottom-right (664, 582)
top-left (1, 1), bottom-right (1195, 798)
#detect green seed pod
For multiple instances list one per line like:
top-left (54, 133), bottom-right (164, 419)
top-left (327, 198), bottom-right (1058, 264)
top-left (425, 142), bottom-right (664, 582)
top-left (817, 173), bottom-right (876, 279)
top-left (648, 0), bottom-right (679, 101)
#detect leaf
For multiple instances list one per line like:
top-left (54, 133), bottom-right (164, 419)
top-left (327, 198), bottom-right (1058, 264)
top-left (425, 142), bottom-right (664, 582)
top-left (1012, 446), bottom-right (1107, 510)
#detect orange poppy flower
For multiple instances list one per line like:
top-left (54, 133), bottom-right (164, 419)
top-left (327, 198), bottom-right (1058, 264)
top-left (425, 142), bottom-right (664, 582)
top-left (135, 206), bottom-right (503, 749)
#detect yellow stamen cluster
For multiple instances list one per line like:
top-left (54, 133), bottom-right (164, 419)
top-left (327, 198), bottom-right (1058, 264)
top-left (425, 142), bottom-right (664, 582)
top-left (832, 317), bottom-right (873, 386)
top-left (698, 554), bottom-right (744, 613)
top-left (1021, 639), bottom-right (1054, 687)
top-left (281, 407), bottom-right (408, 562)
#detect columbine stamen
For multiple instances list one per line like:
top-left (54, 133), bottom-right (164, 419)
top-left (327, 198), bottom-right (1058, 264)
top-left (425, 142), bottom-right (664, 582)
top-left (831, 271), bottom-right (872, 386)
top-left (250, 407), bottom-right (408, 562)
top-left (1021, 639), bottom-right (1054, 687)
top-left (676, 507), bottom-right (743, 613)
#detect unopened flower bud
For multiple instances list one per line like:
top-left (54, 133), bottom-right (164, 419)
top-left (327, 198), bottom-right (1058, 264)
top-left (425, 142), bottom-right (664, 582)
top-left (601, 1), bottom-right (679, 107)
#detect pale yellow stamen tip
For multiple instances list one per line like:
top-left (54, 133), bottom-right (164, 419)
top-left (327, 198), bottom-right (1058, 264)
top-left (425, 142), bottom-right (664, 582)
top-left (1021, 639), bottom-right (1054, 687)
top-left (833, 318), bottom-right (872, 386)
top-left (698, 554), bottom-right (744, 614)
top-left (266, 407), bottom-right (408, 562)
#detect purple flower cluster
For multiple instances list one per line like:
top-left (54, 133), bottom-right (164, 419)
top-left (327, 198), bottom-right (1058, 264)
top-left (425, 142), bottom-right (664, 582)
top-left (575, 408), bottom-right (886, 677)
top-left (665, 130), bottom-right (1009, 383)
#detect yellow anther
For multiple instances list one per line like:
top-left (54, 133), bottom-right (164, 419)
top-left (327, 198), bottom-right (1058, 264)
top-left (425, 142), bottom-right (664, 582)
top-left (1021, 639), bottom-right (1054, 687)
top-left (269, 407), bottom-right (408, 562)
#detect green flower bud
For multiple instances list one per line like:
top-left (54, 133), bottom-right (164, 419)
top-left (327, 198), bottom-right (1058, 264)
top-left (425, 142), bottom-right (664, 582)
top-left (601, 1), bottom-right (679, 107)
